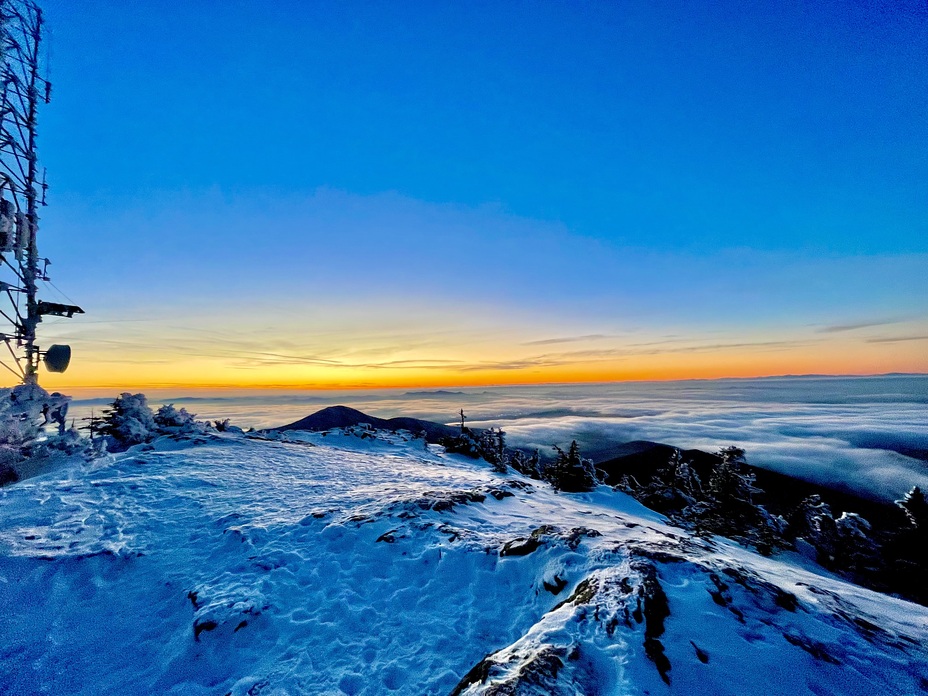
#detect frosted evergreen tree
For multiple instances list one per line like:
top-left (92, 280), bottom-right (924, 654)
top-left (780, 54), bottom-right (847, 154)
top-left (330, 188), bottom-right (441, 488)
top-left (478, 427), bottom-right (508, 473)
top-left (897, 486), bottom-right (928, 530)
top-left (707, 446), bottom-right (756, 505)
top-left (508, 448), bottom-right (541, 479)
top-left (786, 495), bottom-right (839, 565)
top-left (634, 449), bottom-right (690, 512)
top-left (99, 393), bottom-right (156, 448)
top-left (671, 449), bottom-right (703, 503)
top-left (697, 446), bottom-right (759, 537)
top-left (834, 512), bottom-right (881, 575)
top-left (154, 404), bottom-right (199, 433)
top-left (885, 484), bottom-right (928, 605)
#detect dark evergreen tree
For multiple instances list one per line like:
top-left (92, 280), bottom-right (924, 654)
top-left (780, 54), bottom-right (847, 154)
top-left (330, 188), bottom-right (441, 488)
top-left (478, 427), bottom-right (509, 473)
top-left (544, 441), bottom-right (598, 493)
top-left (884, 485), bottom-right (928, 605)
top-left (509, 448), bottom-right (541, 479)
top-left (441, 425), bottom-right (512, 472)
top-left (834, 512), bottom-right (882, 576)
top-left (707, 446), bottom-right (756, 505)
top-left (897, 486), bottom-right (928, 530)
top-left (634, 449), bottom-right (692, 513)
top-left (786, 495), bottom-right (839, 565)
top-left (440, 430), bottom-right (481, 459)
top-left (696, 446), bottom-right (759, 538)
top-left (753, 507), bottom-right (786, 557)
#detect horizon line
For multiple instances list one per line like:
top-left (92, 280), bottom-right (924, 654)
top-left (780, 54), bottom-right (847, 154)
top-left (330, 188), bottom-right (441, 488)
top-left (40, 370), bottom-right (928, 396)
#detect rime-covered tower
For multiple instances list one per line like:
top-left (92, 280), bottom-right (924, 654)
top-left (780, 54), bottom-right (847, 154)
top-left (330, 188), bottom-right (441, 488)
top-left (0, 0), bottom-right (81, 386)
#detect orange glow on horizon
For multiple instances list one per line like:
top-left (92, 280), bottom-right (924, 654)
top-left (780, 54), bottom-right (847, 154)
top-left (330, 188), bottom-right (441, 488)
top-left (27, 309), bottom-right (928, 397)
top-left (34, 338), bottom-right (928, 397)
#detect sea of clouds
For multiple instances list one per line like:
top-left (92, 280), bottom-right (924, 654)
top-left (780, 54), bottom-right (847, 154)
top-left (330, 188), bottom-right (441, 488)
top-left (70, 375), bottom-right (927, 503)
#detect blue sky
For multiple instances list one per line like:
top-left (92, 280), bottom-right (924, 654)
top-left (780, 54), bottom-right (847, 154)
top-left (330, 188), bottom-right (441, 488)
top-left (31, 0), bottom-right (928, 389)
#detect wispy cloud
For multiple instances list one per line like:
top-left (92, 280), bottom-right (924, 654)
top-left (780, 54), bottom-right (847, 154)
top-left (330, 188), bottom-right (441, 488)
top-left (522, 339), bottom-right (815, 365)
top-left (451, 339), bottom-right (818, 373)
top-left (376, 359), bottom-right (464, 367)
top-left (866, 335), bottom-right (928, 344)
top-left (229, 353), bottom-right (469, 371)
top-left (817, 318), bottom-right (907, 333)
top-left (521, 334), bottom-right (616, 346)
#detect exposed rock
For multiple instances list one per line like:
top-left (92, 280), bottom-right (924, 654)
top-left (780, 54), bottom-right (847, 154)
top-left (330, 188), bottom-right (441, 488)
top-left (565, 577), bottom-right (598, 606)
top-left (376, 529), bottom-right (400, 543)
top-left (450, 646), bottom-right (568, 696)
top-left (542, 575), bottom-right (568, 595)
top-left (564, 527), bottom-right (602, 550)
top-left (500, 537), bottom-right (541, 557)
top-left (384, 483), bottom-right (527, 518)
top-left (450, 655), bottom-right (494, 696)
top-left (0, 462), bottom-right (17, 486)
top-left (193, 619), bottom-right (218, 641)
top-left (634, 561), bottom-right (672, 684)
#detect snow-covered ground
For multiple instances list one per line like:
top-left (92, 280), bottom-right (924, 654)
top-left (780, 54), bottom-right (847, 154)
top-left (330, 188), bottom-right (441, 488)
top-left (1, 429), bottom-right (926, 695)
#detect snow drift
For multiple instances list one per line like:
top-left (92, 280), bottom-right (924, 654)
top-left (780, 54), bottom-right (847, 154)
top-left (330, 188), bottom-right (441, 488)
top-left (1, 426), bottom-right (926, 695)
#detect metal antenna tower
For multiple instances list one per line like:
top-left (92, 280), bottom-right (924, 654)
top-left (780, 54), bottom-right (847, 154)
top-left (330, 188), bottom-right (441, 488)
top-left (0, 0), bottom-right (81, 386)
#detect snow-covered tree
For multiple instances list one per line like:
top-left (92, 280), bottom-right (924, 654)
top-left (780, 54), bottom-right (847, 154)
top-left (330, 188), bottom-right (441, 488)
top-left (884, 484), bottom-right (928, 605)
top-left (834, 512), bottom-right (881, 574)
top-left (634, 449), bottom-right (707, 513)
top-left (99, 393), bottom-right (157, 448)
top-left (154, 404), bottom-right (202, 435)
top-left (508, 448), bottom-right (541, 479)
top-left (440, 429), bottom-right (483, 460)
top-left (707, 446), bottom-right (757, 505)
top-left (897, 486), bottom-right (928, 530)
top-left (786, 495), bottom-right (839, 564)
top-left (544, 441), bottom-right (598, 493)
top-left (752, 507), bottom-right (787, 557)
top-left (1, 386), bottom-right (93, 484)
top-left (0, 384), bottom-right (71, 447)
top-left (1, 385), bottom-right (49, 448)
top-left (670, 450), bottom-right (703, 502)
top-left (478, 427), bottom-right (508, 473)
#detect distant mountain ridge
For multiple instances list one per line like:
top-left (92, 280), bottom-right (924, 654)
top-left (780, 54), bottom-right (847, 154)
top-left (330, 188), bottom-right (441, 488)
top-left (272, 405), bottom-right (462, 443)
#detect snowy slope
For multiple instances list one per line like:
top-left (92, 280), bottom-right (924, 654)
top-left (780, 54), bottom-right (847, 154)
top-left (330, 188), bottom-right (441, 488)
top-left (1, 429), bottom-right (926, 695)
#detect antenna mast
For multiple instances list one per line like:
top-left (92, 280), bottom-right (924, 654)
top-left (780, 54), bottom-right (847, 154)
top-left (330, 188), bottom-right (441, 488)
top-left (0, 0), bottom-right (81, 386)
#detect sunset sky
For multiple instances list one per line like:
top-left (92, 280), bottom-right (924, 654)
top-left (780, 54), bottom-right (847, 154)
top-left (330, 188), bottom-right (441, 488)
top-left (32, 0), bottom-right (928, 392)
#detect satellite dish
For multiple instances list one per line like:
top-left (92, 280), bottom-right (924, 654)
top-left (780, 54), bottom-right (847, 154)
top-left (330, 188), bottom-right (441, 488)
top-left (44, 344), bottom-right (71, 373)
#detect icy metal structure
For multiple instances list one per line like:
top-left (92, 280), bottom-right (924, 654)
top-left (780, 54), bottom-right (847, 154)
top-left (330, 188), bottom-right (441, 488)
top-left (0, 0), bottom-right (81, 386)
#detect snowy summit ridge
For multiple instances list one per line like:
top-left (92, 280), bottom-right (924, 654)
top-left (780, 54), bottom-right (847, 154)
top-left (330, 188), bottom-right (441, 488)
top-left (0, 414), bottom-right (927, 695)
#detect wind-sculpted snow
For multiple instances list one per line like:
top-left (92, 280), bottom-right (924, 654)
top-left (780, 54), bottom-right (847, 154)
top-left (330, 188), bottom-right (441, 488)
top-left (1, 429), bottom-right (927, 695)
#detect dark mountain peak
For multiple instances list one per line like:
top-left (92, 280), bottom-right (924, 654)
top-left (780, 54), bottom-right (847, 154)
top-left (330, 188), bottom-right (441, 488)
top-left (313, 405), bottom-right (369, 419)
top-left (276, 405), bottom-right (386, 432)
top-left (273, 405), bottom-right (461, 443)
